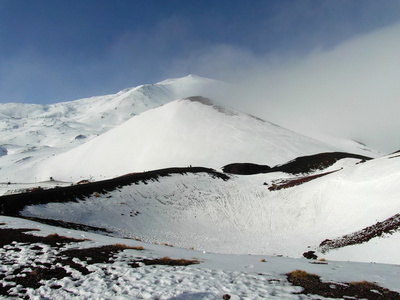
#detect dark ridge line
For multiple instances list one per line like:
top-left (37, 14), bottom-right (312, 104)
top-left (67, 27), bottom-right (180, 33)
top-left (318, 213), bottom-right (400, 253)
top-left (270, 152), bottom-right (371, 174)
top-left (222, 152), bottom-right (372, 175)
top-left (222, 163), bottom-right (271, 175)
top-left (0, 167), bottom-right (229, 216)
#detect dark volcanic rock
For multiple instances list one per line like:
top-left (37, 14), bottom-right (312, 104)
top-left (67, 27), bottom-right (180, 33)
top-left (270, 152), bottom-right (372, 174)
top-left (222, 163), bottom-right (271, 175)
top-left (302, 251), bottom-right (318, 260)
top-left (223, 152), bottom-right (372, 176)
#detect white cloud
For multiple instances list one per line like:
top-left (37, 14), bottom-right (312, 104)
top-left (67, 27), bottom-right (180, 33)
top-left (179, 22), bottom-right (400, 153)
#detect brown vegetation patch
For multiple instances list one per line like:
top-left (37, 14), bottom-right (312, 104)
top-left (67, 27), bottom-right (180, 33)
top-left (130, 256), bottom-right (200, 268)
top-left (0, 228), bottom-right (146, 298)
top-left (0, 228), bottom-right (86, 248)
top-left (287, 270), bottom-right (400, 299)
top-left (0, 228), bottom-right (89, 298)
top-left (9, 264), bottom-right (69, 289)
top-left (60, 244), bottom-right (144, 265)
top-left (1, 263), bottom-right (71, 299)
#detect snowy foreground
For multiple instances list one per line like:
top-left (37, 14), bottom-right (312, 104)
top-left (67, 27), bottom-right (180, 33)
top-left (1, 215), bottom-right (400, 300)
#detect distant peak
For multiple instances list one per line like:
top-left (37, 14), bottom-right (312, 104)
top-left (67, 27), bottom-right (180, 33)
top-left (158, 74), bottom-right (217, 85)
top-left (185, 74), bottom-right (203, 79)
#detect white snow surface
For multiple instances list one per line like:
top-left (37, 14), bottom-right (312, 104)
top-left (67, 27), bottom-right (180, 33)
top-left (34, 97), bottom-right (345, 182)
top-left (0, 75), bottom-right (378, 183)
top-left (1, 75), bottom-right (399, 298)
top-left (1, 215), bottom-right (400, 300)
top-left (0, 75), bottom-right (225, 183)
top-left (21, 153), bottom-right (400, 264)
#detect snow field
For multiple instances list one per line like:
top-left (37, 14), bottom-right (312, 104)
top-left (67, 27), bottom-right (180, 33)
top-left (32, 98), bottom-right (341, 183)
top-left (1, 215), bottom-right (400, 299)
top-left (21, 153), bottom-right (400, 263)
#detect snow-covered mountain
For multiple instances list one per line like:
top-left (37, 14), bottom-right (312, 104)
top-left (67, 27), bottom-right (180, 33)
top-left (0, 75), bottom-right (377, 183)
top-left (1, 75), bottom-right (400, 298)
top-left (32, 96), bottom-right (349, 182)
top-left (0, 75), bottom-right (225, 183)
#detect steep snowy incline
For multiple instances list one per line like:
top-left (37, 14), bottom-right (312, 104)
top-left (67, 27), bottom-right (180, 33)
top-left (32, 97), bottom-right (340, 182)
top-left (0, 75), bottom-right (224, 182)
top-left (0, 75), bottom-right (221, 148)
top-left (20, 153), bottom-right (400, 263)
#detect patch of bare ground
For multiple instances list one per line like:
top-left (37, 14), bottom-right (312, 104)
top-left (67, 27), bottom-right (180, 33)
top-left (0, 228), bottom-right (90, 298)
top-left (60, 244), bottom-right (144, 265)
top-left (130, 256), bottom-right (200, 268)
top-left (287, 270), bottom-right (400, 299)
top-left (319, 213), bottom-right (400, 253)
top-left (0, 228), bottom-right (87, 248)
top-left (0, 227), bottom-right (202, 298)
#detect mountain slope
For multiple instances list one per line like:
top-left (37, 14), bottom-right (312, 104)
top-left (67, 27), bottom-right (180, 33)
top-left (0, 75), bottom-right (380, 185)
top-left (31, 96), bottom-right (343, 182)
top-left (0, 75), bottom-right (224, 183)
top-left (6, 152), bottom-right (397, 264)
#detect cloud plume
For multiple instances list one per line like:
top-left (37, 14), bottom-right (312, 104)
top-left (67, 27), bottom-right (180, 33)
top-left (179, 22), bottom-right (400, 153)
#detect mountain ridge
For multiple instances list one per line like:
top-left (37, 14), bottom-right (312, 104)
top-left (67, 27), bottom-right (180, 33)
top-left (30, 96), bottom-right (347, 182)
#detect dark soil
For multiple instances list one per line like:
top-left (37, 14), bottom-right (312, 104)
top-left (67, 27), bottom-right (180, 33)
top-left (0, 227), bottom-right (88, 298)
top-left (0, 227), bottom-right (86, 248)
top-left (60, 244), bottom-right (137, 265)
top-left (287, 270), bottom-right (400, 299)
top-left (130, 257), bottom-right (200, 268)
top-left (0, 224), bottom-right (202, 299)
top-left (10, 264), bottom-right (69, 289)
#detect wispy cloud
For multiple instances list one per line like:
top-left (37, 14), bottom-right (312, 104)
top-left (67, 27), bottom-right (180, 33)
top-left (201, 22), bottom-right (400, 153)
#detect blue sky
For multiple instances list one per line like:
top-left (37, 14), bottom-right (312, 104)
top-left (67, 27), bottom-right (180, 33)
top-left (1, 1), bottom-right (400, 152)
top-left (1, 0), bottom-right (400, 104)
